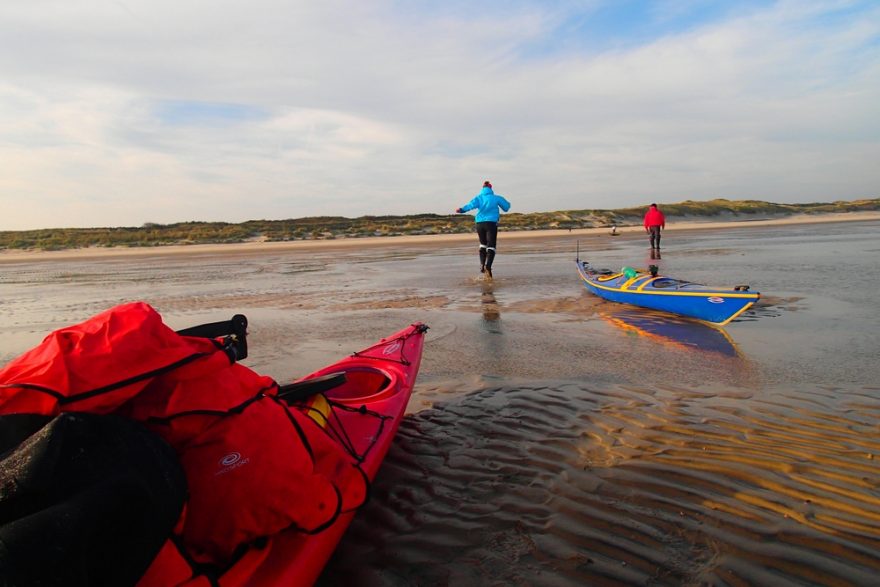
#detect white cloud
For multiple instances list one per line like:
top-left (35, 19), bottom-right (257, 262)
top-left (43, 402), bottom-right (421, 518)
top-left (0, 0), bottom-right (878, 229)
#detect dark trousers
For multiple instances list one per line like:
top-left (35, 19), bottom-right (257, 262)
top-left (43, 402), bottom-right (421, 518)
top-left (476, 222), bottom-right (498, 268)
top-left (648, 225), bottom-right (661, 248)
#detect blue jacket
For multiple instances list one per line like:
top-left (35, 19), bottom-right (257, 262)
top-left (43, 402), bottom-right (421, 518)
top-left (459, 187), bottom-right (511, 223)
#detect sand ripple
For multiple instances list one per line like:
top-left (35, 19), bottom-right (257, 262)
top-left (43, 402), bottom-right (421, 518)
top-left (319, 382), bottom-right (880, 586)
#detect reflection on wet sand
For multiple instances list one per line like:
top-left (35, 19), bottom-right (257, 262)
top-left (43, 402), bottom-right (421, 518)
top-left (320, 382), bottom-right (880, 586)
top-left (480, 280), bottom-right (500, 323)
top-left (598, 306), bottom-right (742, 358)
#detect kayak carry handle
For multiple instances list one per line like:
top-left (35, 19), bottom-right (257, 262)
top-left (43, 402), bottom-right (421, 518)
top-left (278, 372), bottom-right (347, 404)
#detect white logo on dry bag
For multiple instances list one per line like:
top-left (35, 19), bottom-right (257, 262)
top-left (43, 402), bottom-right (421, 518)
top-left (220, 452), bottom-right (241, 466)
top-left (216, 452), bottom-right (250, 475)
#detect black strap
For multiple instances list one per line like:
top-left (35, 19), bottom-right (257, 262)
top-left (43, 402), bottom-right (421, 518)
top-left (176, 314), bottom-right (248, 361)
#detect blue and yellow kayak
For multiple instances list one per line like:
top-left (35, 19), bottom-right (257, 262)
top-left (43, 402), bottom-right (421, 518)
top-left (576, 260), bottom-right (759, 326)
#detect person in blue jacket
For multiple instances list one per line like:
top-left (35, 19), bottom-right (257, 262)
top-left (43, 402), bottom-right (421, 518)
top-left (455, 181), bottom-right (511, 278)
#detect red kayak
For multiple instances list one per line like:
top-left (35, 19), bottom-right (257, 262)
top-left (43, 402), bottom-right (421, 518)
top-left (242, 321), bottom-right (429, 587)
top-left (0, 303), bottom-right (428, 587)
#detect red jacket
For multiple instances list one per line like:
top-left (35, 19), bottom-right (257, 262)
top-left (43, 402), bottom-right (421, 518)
top-left (644, 206), bottom-right (665, 229)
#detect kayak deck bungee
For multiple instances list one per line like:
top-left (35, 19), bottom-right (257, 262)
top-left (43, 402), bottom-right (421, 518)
top-left (243, 322), bottom-right (429, 587)
top-left (576, 260), bottom-right (760, 326)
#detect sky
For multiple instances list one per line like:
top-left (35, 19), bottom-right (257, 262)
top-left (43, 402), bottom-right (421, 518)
top-left (1, 0), bottom-right (878, 230)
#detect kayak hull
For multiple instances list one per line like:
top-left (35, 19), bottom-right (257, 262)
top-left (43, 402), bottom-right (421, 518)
top-left (577, 260), bottom-right (759, 326)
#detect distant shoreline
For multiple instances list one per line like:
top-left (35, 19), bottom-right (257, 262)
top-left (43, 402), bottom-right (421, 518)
top-left (1, 211), bottom-right (878, 263)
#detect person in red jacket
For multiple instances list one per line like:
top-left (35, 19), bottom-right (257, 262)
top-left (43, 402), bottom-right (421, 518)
top-left (643, 203), bottom-right (666, 249)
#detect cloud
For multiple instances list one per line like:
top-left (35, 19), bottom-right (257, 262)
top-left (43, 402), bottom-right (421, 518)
top-left (0, 0), bottom-right (878, 229)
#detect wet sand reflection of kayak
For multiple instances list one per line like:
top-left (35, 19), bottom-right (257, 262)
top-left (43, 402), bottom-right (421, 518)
top-left (597, 306), bottom-right (742, 358)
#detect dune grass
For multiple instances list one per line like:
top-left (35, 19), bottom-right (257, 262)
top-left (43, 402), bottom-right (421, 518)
top-left (2, 198), bottom-right (877, 251)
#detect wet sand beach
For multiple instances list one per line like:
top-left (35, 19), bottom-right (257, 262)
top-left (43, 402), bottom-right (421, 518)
top-left (2, 212), bottom-right (879, 585)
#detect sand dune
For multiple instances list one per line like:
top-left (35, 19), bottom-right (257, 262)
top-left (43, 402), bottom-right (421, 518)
top-left (2, 211), bottom-right (879, 263)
